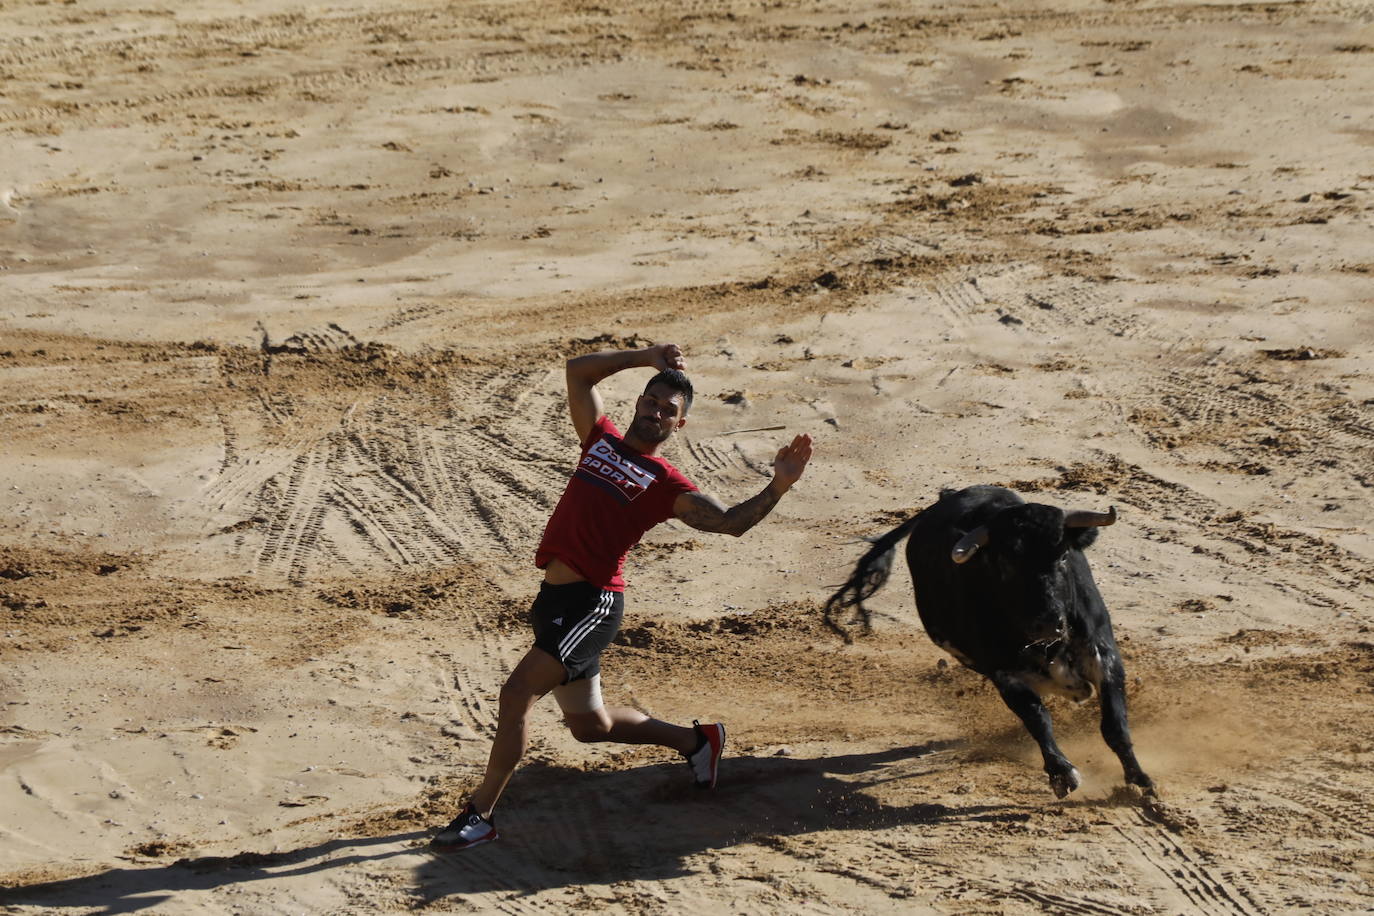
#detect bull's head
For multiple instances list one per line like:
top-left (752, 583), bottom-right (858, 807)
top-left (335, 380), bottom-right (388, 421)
top-left (950, 505), bottom-right (1116, 565)
top-left (950, 502), bottom-right (1118, 650)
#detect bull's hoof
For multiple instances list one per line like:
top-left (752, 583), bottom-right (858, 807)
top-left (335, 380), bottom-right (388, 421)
top-left (1049, 766), bottom-right (1081, 798)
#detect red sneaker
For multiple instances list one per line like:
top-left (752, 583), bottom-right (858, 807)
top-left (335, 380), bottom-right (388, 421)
top-left (686, 720), bottom-right (726, 789)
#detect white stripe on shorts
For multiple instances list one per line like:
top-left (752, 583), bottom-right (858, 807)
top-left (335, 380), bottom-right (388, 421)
top-left (557, 588), bottom-right (614, 660)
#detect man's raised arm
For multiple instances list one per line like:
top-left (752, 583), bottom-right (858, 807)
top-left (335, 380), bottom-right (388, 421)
top-left (565, 343), bottom-right (684, 444)
top-left (674, 433), bottom-right (813, 537)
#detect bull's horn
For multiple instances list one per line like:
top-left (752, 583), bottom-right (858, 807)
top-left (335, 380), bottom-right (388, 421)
top-left (1064, 505), bottom-right (1117, 528)
top-left (951, 526), bottom-right (989, 564)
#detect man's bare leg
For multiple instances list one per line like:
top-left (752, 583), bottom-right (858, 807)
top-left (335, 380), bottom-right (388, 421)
top-left (469, 647), bottom-right (567, 818)
top-left (564, 703), bottom-right (725, 789)
top-left (564, 705), bottom-right (698, 753)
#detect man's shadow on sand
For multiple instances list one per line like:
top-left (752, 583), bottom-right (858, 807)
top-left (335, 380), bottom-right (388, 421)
top-left (0, 830), bottom-right (432, 914)
top-left (409, 739), bottom-right (1041, 904)
top-left (2, 740), bottom-right (1049, 912)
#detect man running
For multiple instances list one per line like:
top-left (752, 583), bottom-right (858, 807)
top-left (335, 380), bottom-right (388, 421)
top-left (432, 341), bottom-right (813, 851)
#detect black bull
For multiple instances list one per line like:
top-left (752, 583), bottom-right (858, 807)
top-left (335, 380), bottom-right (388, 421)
top-left (824, 485), bottom-right (1154, 798)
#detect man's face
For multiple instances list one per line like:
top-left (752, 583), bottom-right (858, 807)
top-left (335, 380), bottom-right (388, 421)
top-left (629, 383), bottom-right (688, 445)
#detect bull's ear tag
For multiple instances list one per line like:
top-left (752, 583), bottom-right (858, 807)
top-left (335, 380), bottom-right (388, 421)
top-left (553, 617), bottom-right (563, 626)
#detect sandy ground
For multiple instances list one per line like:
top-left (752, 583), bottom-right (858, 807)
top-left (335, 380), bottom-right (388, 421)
top-left (2, 0), bottom-right (1373, 912)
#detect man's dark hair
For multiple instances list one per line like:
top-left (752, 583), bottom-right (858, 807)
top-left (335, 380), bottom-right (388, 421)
top-left (644, 369), bottom-right (694, 414)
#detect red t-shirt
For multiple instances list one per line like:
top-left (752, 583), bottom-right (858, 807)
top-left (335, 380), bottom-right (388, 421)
top-left (535, 415), bottom-right (698, 591)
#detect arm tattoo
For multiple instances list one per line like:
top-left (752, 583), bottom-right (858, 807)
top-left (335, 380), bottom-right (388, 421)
top-left (679, 485), bottom-right (782, 537)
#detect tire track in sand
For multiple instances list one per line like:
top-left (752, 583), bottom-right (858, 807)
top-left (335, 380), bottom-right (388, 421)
top-left (1021, 455), bottom-right (1374, 606)
top-left (202, 355), bottom-right (573, 583)
top-left (680, 433), bottom-right (760, 489)
top-left (1264, 767), bottom-right (1374, 842)
top-left (253, 443), bottom-right (332, 583)
top-left (1108, 809), bottom-right (1269, 916)
top-left (1135, 366), bottom-right (1374, 478)
top-left (0, 52), bottom-right (599, 129)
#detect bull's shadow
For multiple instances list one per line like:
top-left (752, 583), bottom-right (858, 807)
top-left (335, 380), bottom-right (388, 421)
top-left (1, 741), bottom-right (1041, 912)
top-left (409, 739), bottom-right (1038, 904)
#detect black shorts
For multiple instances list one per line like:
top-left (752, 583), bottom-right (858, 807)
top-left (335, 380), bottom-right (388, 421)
top-left (530, 581), bottom-right (624, 683)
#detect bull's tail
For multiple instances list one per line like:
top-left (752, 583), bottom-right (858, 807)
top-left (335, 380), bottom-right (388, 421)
top-left (823, 513), bottom-right (922, 643)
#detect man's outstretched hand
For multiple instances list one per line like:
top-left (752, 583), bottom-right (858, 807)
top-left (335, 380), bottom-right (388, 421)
top-left (771, 433), bottom-right (813, 493)
top-left (674, 431), bottom-right (815, 536)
